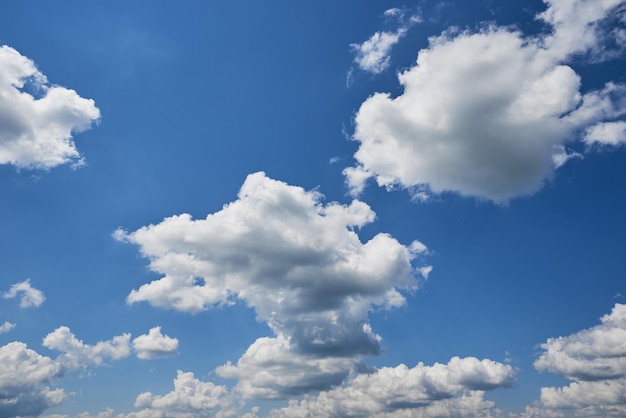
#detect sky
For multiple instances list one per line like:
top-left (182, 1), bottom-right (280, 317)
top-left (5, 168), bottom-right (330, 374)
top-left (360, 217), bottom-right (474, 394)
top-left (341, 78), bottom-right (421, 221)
top-left (0, 0), bottom-right (626, 417)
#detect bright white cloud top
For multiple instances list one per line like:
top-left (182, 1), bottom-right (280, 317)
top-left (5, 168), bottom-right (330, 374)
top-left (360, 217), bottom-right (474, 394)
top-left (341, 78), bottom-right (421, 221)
top-left (0, 45), bottom-right (100, 169)
top-left (345, 0), bottom-right (626, 202)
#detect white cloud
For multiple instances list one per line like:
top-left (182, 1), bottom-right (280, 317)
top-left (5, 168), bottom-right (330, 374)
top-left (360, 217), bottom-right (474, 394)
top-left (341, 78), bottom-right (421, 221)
top-left (3, 278), bottom-right (45, 308)
top-left (0, 45), bottom-right (100, 169)
top-left (0, 326), bottom-right (135, 416)
top-left (351, 30), bottom-right (406, 74)
top-left (216, 335), bottom-right (362, 400)
top-left (350, 8), bottom-right (420, 75)
top-left (131, 370), bottom-right (235, 418)
top-left (345, 0), bottom-right (626, 202)
top-left (0, 341), bottom-right (66, 417)
top-left (118, 172), bottom-right (429, 397)
top-left (43, 326), bottom-right (132, 370)
top-left (528, 303), bottom-right (626, 415)
top-left (133, 326), bottom-right (179, 360)
top-left (534, 303), bottom-right (626, 381)
top-left (584, 121), bottom-right (626, 145)
top-left (0, 321), bottom-right (15, 334)
top-left (267, 356), bottom-right (514, 417)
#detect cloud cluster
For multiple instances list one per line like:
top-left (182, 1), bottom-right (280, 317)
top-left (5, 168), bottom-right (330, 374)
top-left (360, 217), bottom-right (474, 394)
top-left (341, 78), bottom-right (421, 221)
top-left (0, 325), bottom-right (177, 416)
top-left (345, 0), bottom-right (626, 202)
top-left (43, 326), bottom-right (132, 371)
top-left (132, 326), bottom-right (179, 360)
top-left (527, 303), bottom-right (626, 416)
top-left (267, 356), bottom-right (514, 417)
top-left (3, 279), bottom-right (45, 308)
top-left (0, 45), bottom-right (100, 169)
top-left (118, 172), bottom-right (430, 397)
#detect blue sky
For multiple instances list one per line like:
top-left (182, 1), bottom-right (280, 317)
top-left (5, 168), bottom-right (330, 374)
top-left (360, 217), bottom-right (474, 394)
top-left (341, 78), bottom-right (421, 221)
top-left (1, 0), bottom-right (626, 417)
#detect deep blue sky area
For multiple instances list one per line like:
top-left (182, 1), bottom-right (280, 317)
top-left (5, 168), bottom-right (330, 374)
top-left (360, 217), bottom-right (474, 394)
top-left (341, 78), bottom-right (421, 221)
top-left (1, 1), bottom-right (625, 417)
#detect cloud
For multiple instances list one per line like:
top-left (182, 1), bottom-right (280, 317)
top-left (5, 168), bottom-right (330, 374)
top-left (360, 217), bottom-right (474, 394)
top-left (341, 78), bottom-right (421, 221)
top-left (0, 326), bottom-right (136, 416)
top-left (0, 321), bottom-right (15, 334)
top-left (267, 356), bottom-right (514, 417)
top-left (216, 335), bottom-right (363, 400)
top-left (528, 303), bottom-right (626, 416)
top-left (350, 9), bottom-right (421, 74)
top-left (0, 45), bottom-right (100, 169)
top-left (3, 279), bottom-right (45, 308)
top-left (0, 342), bottom-right (66, 417)
top-left (345, 0), bottom-right (626, 202)
top-left (118, 172), bottom-right (429, 397)
top-left (584, 121), bottom-right (626, 145)
top-left (43, 326), bottom-right (132, 370)
top-left (131, 370), bottom-right (235, 418)
top-left (132, 326), bottom-right (179, 360)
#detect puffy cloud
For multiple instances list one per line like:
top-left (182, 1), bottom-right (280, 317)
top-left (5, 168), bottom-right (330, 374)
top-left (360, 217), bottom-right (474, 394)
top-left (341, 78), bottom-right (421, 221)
top-left (350, 9), bottom-right (420, 74)
top-left (0, 341), bottom-right (65, 417)
top-left (345, 0), bottom-right (626, 202)
top-left (0, 321), bottom-right (15, 334)
top-left (130, 370), bottom-right (235, 418)
top-left (43, 326), bottom-right (132, 371)
top-left (535, 303), bottom-right (626, 381)
top-left (584, 121), bottom-right (626, 145)
top-left (132, 326), bottom-right (179, 360)
top-left (216, 335), bottom-right (362, 400)
top-left (0, 327), bottom-right (135, 417)
top-left (0, 45), bottom-right (100, 169)
top-left (267, 356), bottom-right (514, 417)
top-left (529, 304), bottom-right (626, 415)
top-left (3, 279), bottom-right (45, 308)
top-left (118, 172), bottom-right (429, 397)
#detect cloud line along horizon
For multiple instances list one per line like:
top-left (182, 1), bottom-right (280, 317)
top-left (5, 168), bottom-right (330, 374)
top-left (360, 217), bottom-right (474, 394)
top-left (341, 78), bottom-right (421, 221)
top-left (1, 0), bottom-right (625, 417)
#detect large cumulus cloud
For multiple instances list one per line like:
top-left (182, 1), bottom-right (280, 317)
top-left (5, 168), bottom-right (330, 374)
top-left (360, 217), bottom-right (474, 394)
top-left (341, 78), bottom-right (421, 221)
top-left (0, 45), bottom-right (100, 169)
top-left (345, 0), bottom-right (626, 202)
top-left (117, 172), bottom-right (430, 397)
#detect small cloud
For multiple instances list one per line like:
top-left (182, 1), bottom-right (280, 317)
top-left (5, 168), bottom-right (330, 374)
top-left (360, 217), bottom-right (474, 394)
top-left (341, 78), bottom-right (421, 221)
top-left (0, 321), bottom-right (16, 334)
top-left (3, 279), bottom-right (45, 308)
top-left (132, 327), bottom-right (179, 360)
top-left (350, 9), bottom-right (421, 75)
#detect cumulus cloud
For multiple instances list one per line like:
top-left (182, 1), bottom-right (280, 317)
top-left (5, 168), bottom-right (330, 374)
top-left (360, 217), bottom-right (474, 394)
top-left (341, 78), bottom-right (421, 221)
top-left (0, 342), bottom-right (65, 417)
top-left (0, 327), bottom-right (134, 416)
top-left (43, 326), bottom-right (132, 371)
top-left (131, 370), bottom-right (235, 418)
top-left (0, 321), bottom-right (15, 334)
top-left (267, 356), bottom-right (514, 417)
top-left (350, 9), bottom-right (420, 75)
top-left (3, 279), bottom-right (45, 308)
top-left (132, 326), bottom-right (179, 360)
top-left (529, 303), bottom-right (626, 416)
top-left (118, 172), bottom-right (429, 397)
top-left (0, 45), bottom-right (100, 169)
top-left (216, 335), bottom-right (363, 400)
top-left (345, 0), bottom-right (626, 202)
